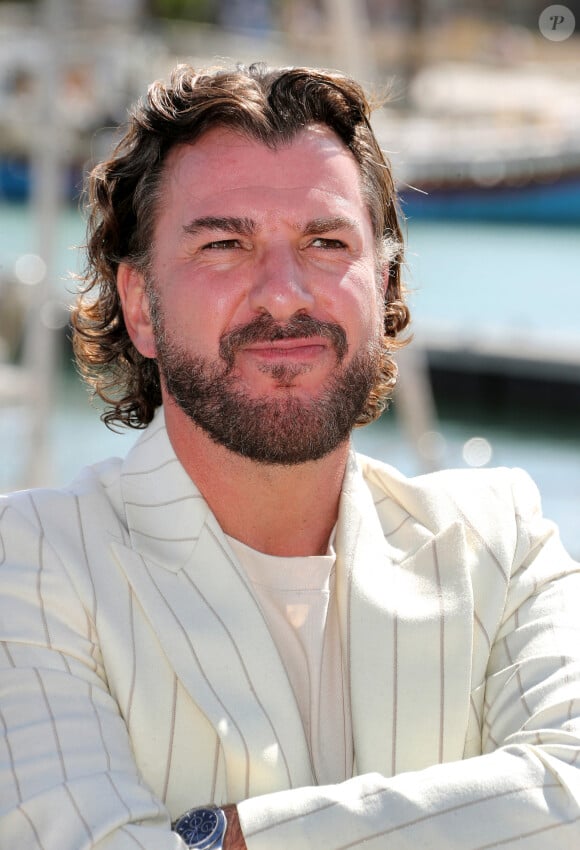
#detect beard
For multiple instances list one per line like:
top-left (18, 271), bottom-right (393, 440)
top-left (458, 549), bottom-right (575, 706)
top-left (152, 305), bottom-right (383, 466)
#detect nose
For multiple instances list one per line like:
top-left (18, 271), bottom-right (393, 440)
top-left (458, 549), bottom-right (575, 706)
top-left (248, 243), bottom-right (315, 321)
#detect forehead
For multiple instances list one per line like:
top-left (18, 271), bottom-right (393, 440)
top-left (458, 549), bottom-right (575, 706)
top-left (158, 125), bottom-right (370, 223)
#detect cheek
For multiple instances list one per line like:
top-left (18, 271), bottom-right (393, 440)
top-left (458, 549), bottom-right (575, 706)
top-left (160, 281), bottom-right (243, 357)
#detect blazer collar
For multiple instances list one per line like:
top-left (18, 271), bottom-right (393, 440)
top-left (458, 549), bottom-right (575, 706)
top-left (120, 409), bottom-right (209, 573)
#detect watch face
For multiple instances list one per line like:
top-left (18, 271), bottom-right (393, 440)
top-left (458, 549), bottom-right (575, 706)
top-left (174, 807), bottom-right (225, 849)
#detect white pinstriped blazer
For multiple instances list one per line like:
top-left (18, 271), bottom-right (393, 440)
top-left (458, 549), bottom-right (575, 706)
top-left (1, 409), bottom-right (580, 849)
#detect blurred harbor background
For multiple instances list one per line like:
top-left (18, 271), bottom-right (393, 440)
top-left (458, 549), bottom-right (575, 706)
top-left (0, 0), bottom-right (579, 556)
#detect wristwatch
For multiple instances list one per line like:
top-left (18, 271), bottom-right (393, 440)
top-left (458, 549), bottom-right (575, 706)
top-left (173, 805), bottom-right (227, 849)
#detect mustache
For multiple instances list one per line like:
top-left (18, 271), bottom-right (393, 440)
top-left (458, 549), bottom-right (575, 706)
top-left (219, 313), bottom-right (348, 368)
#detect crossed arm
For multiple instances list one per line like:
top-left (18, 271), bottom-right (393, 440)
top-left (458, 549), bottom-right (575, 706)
top-left (2, 485), bottom-right (580, 850)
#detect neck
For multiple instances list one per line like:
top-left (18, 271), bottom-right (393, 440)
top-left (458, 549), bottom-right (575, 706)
top-left (164, 402), bottom-right (349, 557)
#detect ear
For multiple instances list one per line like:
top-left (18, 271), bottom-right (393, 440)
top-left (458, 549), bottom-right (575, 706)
top-left (117, 262), bottom-right (157, 359)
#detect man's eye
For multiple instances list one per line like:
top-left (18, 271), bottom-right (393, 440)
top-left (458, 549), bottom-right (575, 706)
top-left (203, 239), bottom-right (241, 250)
top-left (310, 237), bottom-right (346, 249)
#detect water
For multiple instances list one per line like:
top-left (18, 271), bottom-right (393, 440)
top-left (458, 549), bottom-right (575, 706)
top-left (0, 202), bottom-right (85, 288)
top-left (406, 220), bottom-right (580, 339)
top-left (1, 203), bottom-right (579, 557)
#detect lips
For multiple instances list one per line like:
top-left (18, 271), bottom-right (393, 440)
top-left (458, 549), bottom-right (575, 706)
top-left (244, 337), bottom-right (327, 351)
top-left (242, 339), bottom-right (328, 362)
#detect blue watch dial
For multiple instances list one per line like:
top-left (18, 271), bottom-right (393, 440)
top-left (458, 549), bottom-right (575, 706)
top-left (174, 806), bottom-right (226, 849)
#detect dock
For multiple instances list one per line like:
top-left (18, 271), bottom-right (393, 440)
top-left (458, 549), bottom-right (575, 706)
top-left (413, 321), bottom-right (580, 412)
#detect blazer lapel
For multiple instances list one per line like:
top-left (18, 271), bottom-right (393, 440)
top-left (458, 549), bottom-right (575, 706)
top-left (336, 454), bottom-right (475, 779)
top-left (112, 414), bottom-right (314, 800)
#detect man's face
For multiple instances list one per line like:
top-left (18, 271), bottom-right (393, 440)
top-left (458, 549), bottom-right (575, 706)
top-left (141, 125), bottom-right (387, 464)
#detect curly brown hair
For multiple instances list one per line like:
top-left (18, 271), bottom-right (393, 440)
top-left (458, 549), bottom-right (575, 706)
top-left (72, 62), bottom-right (411, 430)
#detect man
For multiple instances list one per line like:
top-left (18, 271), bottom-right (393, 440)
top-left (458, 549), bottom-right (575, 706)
top-left (1, 63), bottom-right (579, 850)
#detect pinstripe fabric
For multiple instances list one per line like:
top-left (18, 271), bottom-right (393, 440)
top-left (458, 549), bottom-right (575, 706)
top-left (1, 409), bottom-right (580, 848)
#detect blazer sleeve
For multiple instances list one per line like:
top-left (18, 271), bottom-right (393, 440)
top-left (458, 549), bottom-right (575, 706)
top-left (0, 493), bottom-right (185, 850)
top-left (236, 468), bottom-right (580, 849)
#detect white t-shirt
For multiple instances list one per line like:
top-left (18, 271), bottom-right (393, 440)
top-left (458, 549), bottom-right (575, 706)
top-left (226, 534), bottom-right (353, 785)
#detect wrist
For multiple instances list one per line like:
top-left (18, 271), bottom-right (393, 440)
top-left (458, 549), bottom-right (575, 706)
top-left (172, 804), bottom-right (247, 850)
top-left (222, 805), bottom-right (247, 850)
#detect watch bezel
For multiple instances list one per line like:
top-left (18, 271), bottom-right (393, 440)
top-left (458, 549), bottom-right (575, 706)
top-left (173, 805), bottom-right (227, 849)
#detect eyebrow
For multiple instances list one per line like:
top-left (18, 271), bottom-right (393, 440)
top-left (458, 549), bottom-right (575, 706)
top-left (182, 216), bottom-right (256, 237)
top-left (302, 216), bottom-right (360, 236)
